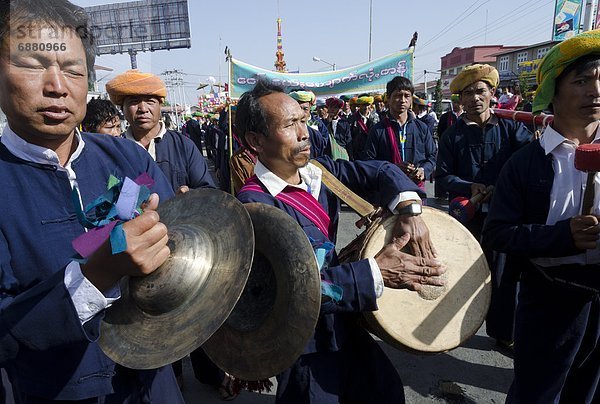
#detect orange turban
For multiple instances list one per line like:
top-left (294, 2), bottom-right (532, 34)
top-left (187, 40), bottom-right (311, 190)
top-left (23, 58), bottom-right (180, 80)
top-left (106, 69), bottom-right (167, 106)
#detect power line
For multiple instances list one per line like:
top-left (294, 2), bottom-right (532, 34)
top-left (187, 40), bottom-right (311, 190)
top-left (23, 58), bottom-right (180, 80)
top-left (448, 0), bottom-right (551, 47)
top-left (420, 0), bottom-right (492, 50)
top-left (416, 0), bottom-right (552, 59)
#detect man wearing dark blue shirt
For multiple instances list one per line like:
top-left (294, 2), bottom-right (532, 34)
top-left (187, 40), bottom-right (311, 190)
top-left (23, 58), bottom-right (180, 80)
top-left (235, 80), bottom-right (446, 404)
top-left (435, 64), bottom-right (532, 348)
top-left (361, 77), bottom-right (437, 189)
top-left (0, 1), bottom-right (183, 401)
top-left (106, 70), bottom-right (215, 194)
top-left (483, 34), bottom-right (600, 403)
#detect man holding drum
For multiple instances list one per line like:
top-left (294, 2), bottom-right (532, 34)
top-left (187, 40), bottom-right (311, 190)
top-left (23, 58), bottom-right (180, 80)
top-left (483, 31), bottom-right (600, 403)
top-left (235, 79), bottom-right (446, 403)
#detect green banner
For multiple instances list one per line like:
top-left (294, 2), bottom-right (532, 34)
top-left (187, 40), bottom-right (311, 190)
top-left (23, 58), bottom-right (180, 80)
top-left (231, 49), bottom-right (413, 99)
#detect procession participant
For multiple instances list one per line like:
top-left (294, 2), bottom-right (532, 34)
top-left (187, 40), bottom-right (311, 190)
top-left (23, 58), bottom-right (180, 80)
top-left (497, 87), bottom-right (513, 106)
top-left (349, 96), bottom-right (359, 115)
top-left (501, 84), bottom-right (522, 111)
top-left (186, 111), bottom-right (204, 153)
top-left (235, 79), bottom-right (446, 404)
top-left (348, 94), bottom-right (377, 159)
top-left (434, 94), bottom-right (463, 198)
top-left (106, 69), bottom-right (214, 194)
top-left (288, 89), bottom-right (328, 158)
top-left (361, 77), bottom-right (437, 189)
top-left (483, 32), bottom-right (600, 403)
top-left (324, 96), bottom-right (352, 158)
top-left (413, 96), bottom-right (437, 135)
top-left (315, 98), bottom-right (328, 120)
top-left (436, 94), bottom-right (463, 140)
top-left (435, 64), bottom-right (532, 346)
top-left (373, 94), bottom-right (386, 117)
top-left (107, 69), bottom-right (220, 391)
top-left (82, 98), bottom-right (122, 137)
top-left (0, 0), bottom-right (183, 401)
top-left (339, 95), bottom-right (353, 119)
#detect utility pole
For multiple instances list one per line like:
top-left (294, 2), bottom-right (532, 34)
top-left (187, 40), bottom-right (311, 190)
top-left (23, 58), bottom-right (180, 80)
top-left (162, 70), bottom-right (186, 128)
top-left (583, 0), bottom-right (598, 31)
top-left (424, 70), bottom-right (427, 100)
top-left (368, 0), bottom-right (373, 61)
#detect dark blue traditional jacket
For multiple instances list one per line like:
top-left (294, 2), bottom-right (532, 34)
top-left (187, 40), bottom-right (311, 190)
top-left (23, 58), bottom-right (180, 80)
top-left (155, 129), bottom-right (215, 191)
top-left (435, 116), bottom-right (532, 201)
top-left (482, 139), bottom-right (581, 259)
top-left (0, 134), bottom-right (176, 401)
top-left (348, 113), bottom-right (377, 160)
top-left (361, 113), bottom-right (438, 178)
top-left (237, 156), bottom-right (423, 354)
top-left (308, 125), bottom-right (328, 159)
top-left (418, 112), bottom-right (437, 135)
top-left (327, 118), bottom-right (353, 155)
top-left (185, 118), bottom-right (203, 152)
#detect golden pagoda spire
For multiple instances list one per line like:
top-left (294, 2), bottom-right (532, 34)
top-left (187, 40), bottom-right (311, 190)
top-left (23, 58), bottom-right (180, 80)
top-left (274, 17), bottom-right (287, 72)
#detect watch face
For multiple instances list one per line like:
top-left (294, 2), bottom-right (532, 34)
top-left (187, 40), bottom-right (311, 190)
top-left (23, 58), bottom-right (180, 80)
top-left (399, 203), bottom-right (422, 216)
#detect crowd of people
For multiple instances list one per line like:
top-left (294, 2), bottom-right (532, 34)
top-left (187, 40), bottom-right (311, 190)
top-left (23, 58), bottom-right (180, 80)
top-left (0, 0), bottom-right (599, 403)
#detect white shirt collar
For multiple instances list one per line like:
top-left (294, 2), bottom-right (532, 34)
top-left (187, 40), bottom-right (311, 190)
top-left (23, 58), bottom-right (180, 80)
top-left (539, 123), bottom-right (600, 155)
top-left (254, 159), bottom-right (322, 200)
top-left (124, 121), bottom-right (166, 161)
top-left (124, 120), bottom-right (166, 142)
top-left (1, 124), bottom-right (85, 169)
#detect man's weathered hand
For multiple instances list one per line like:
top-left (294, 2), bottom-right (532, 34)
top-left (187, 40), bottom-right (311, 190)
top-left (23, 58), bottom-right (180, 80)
top-left (471, 182), bottom-right (492, 203)
top-left (81, 193), bottom-right (170, 292)
top-left (413, 167), bottom-right (425, 182)
top-left (392, 214), bottom-right (437, 259)
top-left (375, 234), bottom-right (446, 291)
top-left (570, 215), bottom-right (600, 250)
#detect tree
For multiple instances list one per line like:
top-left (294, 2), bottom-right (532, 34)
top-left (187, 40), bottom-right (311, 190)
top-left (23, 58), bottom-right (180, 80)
top-left (518, 71), bottom-right (531, 97)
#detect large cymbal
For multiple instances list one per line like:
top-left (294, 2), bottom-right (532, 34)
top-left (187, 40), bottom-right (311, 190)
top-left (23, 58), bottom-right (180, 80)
top-left (203, 203), bottom-right (321, 380)
top-left (99, 189), bottom-right (254, 370)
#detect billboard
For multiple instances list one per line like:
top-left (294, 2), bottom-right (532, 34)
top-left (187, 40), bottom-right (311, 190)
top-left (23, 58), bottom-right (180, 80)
top-left (84, 0), bottom-right (191, 56)
top-left (552, 0), bottom-right (584, 41)
top-left (231, 49), bottom-right (413, 99)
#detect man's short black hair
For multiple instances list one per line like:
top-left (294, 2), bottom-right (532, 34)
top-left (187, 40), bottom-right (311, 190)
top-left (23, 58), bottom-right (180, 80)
top-left (386, 76), bottom-right (414, 97)
top-left (82, 98), bottom-right (119, 133)
top-left (235, 79), bottom-right (284, 149)
top-left (0, 0), bottom-right (96, 81)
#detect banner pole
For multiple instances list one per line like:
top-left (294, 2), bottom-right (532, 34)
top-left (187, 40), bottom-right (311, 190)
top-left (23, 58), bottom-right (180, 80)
top-left (227, 49), bottom-right (235, 195)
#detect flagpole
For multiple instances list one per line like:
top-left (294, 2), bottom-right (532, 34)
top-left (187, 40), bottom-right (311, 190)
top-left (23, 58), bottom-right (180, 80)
top-left (226, 47), bottom-right (235, 195)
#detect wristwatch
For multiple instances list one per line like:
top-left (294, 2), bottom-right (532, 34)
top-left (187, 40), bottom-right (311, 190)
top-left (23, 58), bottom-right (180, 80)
top-left (395, 202), bottom-right (422, 216)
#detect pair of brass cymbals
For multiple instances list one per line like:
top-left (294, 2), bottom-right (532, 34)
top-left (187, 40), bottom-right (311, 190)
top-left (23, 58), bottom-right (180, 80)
top-left (99, 189), bottom-right (320, 380)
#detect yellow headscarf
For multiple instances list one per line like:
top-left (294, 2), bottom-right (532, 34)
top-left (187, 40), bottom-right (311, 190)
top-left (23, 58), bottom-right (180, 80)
top-left (288, 90), bottom-right (315, 104)
top-left (449, 64), bottom-right (499, 94)
top-left (356, 96), bottom-right (374, 105)
top-left (533, 29), bottom-right (600, 114)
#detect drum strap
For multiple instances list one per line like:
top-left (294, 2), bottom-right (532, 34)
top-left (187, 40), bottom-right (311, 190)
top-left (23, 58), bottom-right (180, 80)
top-left (310, 159), bottom-right (382, 228)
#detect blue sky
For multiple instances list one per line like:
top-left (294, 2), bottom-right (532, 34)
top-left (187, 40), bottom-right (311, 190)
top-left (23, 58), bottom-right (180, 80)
top-left (73, 0), bottom-right (558, 104)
